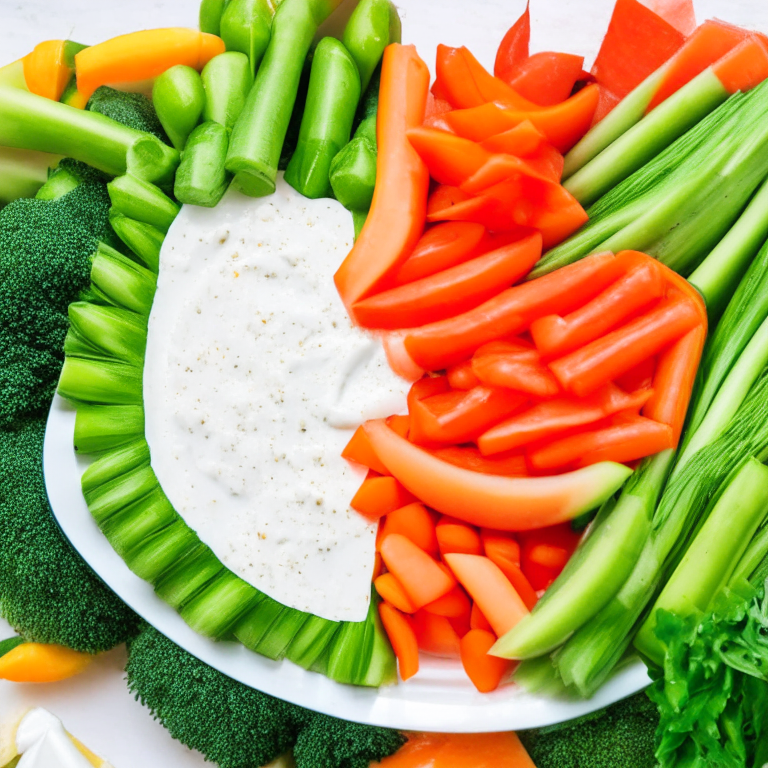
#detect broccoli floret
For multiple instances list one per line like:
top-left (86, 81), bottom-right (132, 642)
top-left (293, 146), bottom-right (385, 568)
top-left (518, 692), bottom-right (659, 768)
top-left (126, 624), bottom-right (406, 768)
top-left (0, 165), bottom-right (112, 427)
top-left (87, 86), bottom-right (170, 145)
top-left (0, 418), bottom-right (140, 652)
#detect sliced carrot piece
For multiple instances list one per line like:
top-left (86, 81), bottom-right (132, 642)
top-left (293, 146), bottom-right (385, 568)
top-left (472, 341), bottom-right (561, 398)
top-left (0, 643), bottom-right (93, 683)
top-left (428, 445), bottom-right (528, 477)
top-left (470, 602), bottom-right (494, 632)
top-left (407, 127), bottom-right (493, 187)
top-left (387, 414), bottom-right (411, 438)
top-left (412, 609), bottom-right (461, 657)
top-left (507, 52), bottom-right (586, 107)
top-left (423, 584), bottom-right (472, 618)
top-left (342, 425), bottom-right (389, 475)
top-left (478, 383), bottom-right (653, 455)
top-left (427, 185), bottom-right (471, 218)
top-left (530, 254), bottom-right (666, 359)
top-left (519, 523), bottom-right (581, 591)
top-left (480, 120), bottom-right (545, 156)
top-left (527, 543), bottom-right (570, 570)
top-left (444, 553), bottom-right (530, 637)
top-left (375, 572), bottom-right (418, 613)
top-left (394, 222), bottom-right (486, 285)
top-left (379, 602), bottom-right (420, 681)
top-left (378, 502), bottom-right (439, 556)
top-left (380, 533), bottom-right (456, 609)
top-left (528, 415), bottom-right (674, 471)
top-left (335, 44), bottom-right (430, 314)
top-left (447, 360), bottom-right (481, 390)
top-left (400, 251), bottom-right (625, 371)
top-left (23, 40), bottom-right (72, 102)
top-left (461, 629), bottom-right (515, 693)
top-left (74, 28), bottom-right (224, 102)
top-left (494, 2), bottom-right (531, 83)
top-left (711, 35), bottom-right (768, 96)
top-left (407, 376), bottom-right (451, 443)
top-left (373, 551), bottom-right (384, 580)
top-left (549, 296), bottom-right (701, 398)
top-left (482, 530), bottom-right (521, 566)
top-left (350, 473), bottom-right (417, 522)
top-left (436, 519), bottom-right (484, 556)
top-left (616, 356), bottom-right (657, 393)
top-left (461, 155), bottom-right (554, 192)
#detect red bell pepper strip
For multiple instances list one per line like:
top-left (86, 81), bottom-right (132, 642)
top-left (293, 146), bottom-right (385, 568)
top-left (615, 356), bottom-right (657, 393)
top-left (519, 523), bottom-right (580, 591)
top-left (342, 425), bottom-right (390, 475)
top-left (530, 253), bottom-right (665, 359)
top-left (407, 127), bottom-right (493, 187)
top-left (549, 295), bottom-right (701, 398)
top-left (353, 232), bottom-right (542, 329)
top-left (471, 341), bottom-right (561, 398)
top-left (427, 185), bottom-right (471, 217)
top-left (461, 154), bottom-right (555, 192)
top-left (523, 143), bottom-right (565, 184)
top-left (335, 44), bottom-right (430, 314)
top-left (506, 52), bottom-right (586, 107)
top-left (397, 251), bottom-right (625, 371)
top-left (477, 383), bottom-right (654, 455)
top-left (429, 445), bottom-right (528, 477)
top-left (494, 1), bottom-right (530, 83)
top-left (645, 0), bottom-right (696, 36)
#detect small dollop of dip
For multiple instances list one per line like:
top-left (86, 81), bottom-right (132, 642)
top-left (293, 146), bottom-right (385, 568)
top-left (15, 708), bottom-right (97, 768)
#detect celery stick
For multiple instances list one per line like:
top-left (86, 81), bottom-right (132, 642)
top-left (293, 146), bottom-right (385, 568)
top-left (108, 174), bottom-right (180, 234)
top-left (89, 243), bottom-right (157, 315)
top-left (85, 465), bottom-right (159, 524)
top-left (81, 439), bottom-right (150, 492)
top-left (0, 85), bottom-right (179, 186)
top-left (342, 0), bottom-right (401, 92)
top-left (174, 122), bottom-right (231, 207)
top-left (564, 70), bottom-right (728, 207)
top-left (102, 490), bottom-right (178, 559)
top-left (58, 357), bottom-right (143, 405)
top-left (152, 66), bottom-right (206, 151)
top-left (0, 146), bottom-right (62, 206)
top-left (731, 522), bottom-right (768, 585)
top-left (201, 52), bottom-right (254, 130)
top-left (68, 302), bottom-right (147, 364)
top-left (154, 544), bottom-right (224, 610)
top-left (234, 594), bottom-right (286, 649)
top-left (74, 405), bottom-right (145, 454)
top-left (256, 609), bottom-right (309, 661)
top-left (124, 518), bottom-right (200, 584)
top-left (226, 0), bottom-right (344, 197)
top-left (109, 212), bottom-right (165, 273)
top-left (635, 458), bottom-right (768, 666)
top-left (220, 0), bottom-right (281, 76)
top-left (285, 37), bottom-right (361, 199)
top-left (285, 615), bottom-right (339, 669)
top-left (180, 571), bottom-right (260, 638)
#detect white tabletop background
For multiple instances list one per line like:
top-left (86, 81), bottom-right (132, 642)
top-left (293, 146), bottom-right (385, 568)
top-left (2, 0), bottom-right (768, 765)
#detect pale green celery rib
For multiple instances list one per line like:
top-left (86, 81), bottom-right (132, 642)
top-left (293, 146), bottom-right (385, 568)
top-left (563, 65), bottom-right (667, 180)
top-left (68, 302), bottom-right (148, 364)
top-left (564, 69), bottom-right (728, 207)
top-left (731, 521), bottom-right (768, 585)
top-left (0, 146), bottom-right (62, 205)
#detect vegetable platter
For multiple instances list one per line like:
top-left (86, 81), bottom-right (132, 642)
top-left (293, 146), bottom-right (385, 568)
top-left (2, 0), bottom-right (768, 763)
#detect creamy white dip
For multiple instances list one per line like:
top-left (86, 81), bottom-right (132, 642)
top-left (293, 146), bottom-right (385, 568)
top-left (16, 708), bottom-right (100, 768)
top-left (144, 177), bottom-right (409, 622)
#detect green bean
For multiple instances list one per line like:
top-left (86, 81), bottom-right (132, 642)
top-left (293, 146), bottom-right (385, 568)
top-left (175, 122), bottom-right (231, 208)
top-left (152, 66), bottom-right (205, 151)
top-left (219, 0), bottom-right (281, 75)
top-left (342, 0), bottom-right (400, 92)
top-left (285, 37), bottom-right (360, 199)
top-left (226, 0), bottom-right (344, 197)
top-left (107, 174), bottom-right (180, 234)
top-left (201, 52), bottom-right (254, 131)
top-left (199, 0), bottom-right (232, 35)
top-left (329, 133), bottom-right (376, 211)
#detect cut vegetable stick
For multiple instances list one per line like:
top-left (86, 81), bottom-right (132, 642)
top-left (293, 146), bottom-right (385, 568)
top-left (394, 222), bottom-right (486, 285)
top-left (470, 602), bottom-right (494, 632)
top-left (642, 323), bottom-right (706, 444)
top-left (375, 572), bottom-right (418, 613)
top-left (427, 184), bottom-right (471, 217)
top-left (353, 232), bottom-right (542, 329)
top-left (379, 602), bottom-right (419, 681)
top-left (377, 502), bottom-right (439, 556)
top-left (494, 2), bottom-right (530, 83)
top-left (645, 0), bottom-right (696, 36)
top-left (380, 533), bottom-right (456, 609)
top-left (461, 629), bottom-right (515, 692)
top-left (477, 383), bottom-right (653, 455)
top-left (23, 40), bottom-right (75, 102)
top-left (373, 551), bottom-right (384, 580)
top-left (482, 530), bottom-right (521, 566)
top-left (530, 254), bottom-right (666, 358)
top-left (436, 520), bottom-right (484, 556)
top-left (527, 543), bottom-right (569, 570)
top-left (480, 120), bottom-right (545, 156)
top-left (350, 474), bottom-right (417, 521)
top-left (335, 44), bottom-right (430, 313)
top-left (528, 415), bottom-right (674, 470)
top-left (444, 553), bottom-right (529, 637)
top-left (74, 28), bottom-right (225, 102)
top-left (488, 552), bottom-right (539, 611)
top-left (342, 425), bottom-right (389, 475)
top-left (407, 127), bottom-right (493, 187)
top-left (710, 35), bottom-right (768, 96)
top-left (423, 584), bottom-right (472, 618)
top-left (400, 251), bottom-right (625, 371)
top-left (412, 609), bottom-right (461, 657)
top-left (387, 414), bottom-right (411, 438)
top-left (0, 643), bottom-right (93, 683)
top-left (506, 52), bottom-right (586, 107)
top-left (429, 445), bottom-right (528, 477)
top-left (549, 296), bottom-right (701, 397)
top-left (409, 385), bottom-right (528, 445)
top-left (471, 341), bottom-right (561, 398)
top-left (364, 419), bottom-right (632, 530)
top-left (615, 356), bottom-right (657, 393)
top-left (519, 522), bottom-right (581, 591)
top-left (460, 154), bottom-right (553, 192)
top-left (447, 360), bottom-right (481, 390)
top-left (521, 143), bottom-right (565, 183)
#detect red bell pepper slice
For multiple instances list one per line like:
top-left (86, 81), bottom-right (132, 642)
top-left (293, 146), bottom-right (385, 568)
top-left (407, 126), bottom-right (493, 187)
top-left (506, 52), bottom-right (586, 107)
top-left (480, 120), bottom-right (546, 156)
top-left (447, 360), bottom-right (481, 391)
top-left (494, 1), bottom-right (530, 84)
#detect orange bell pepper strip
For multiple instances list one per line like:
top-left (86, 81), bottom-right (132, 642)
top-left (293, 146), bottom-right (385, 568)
top-left (530, 253), bottom-right (666, 359)
top-left (74, 28), bottom-right (225, 103)
top-left (445, 84), bottom-right (599, 153)
top-left (412, 610), bottom-right (462, 657)
top-left (353, 232), bottom-right (542, 330)
top-left (362, 419), bottom-right (632, 531)
top-left (398, 251), bottom-right (625, 371)
top-left (378, 502), bottom-right (439, 556)
top-left (378, 602), bottom-right (420, 681)
top-left (0, 642), bottom-right (93, 683)
top-left (375, 572), bottom-right (418, 613)
top-left (407, 375), bottom-right (451, 424)
top-left (549, 295), bottom-right (702, 398)
top-left (350, 472), bottom-right (417, 521)
top-left (480, 119), bottom-right (546, 156)
top-left (710, 35), bottom-right (768, 96)
top-left (429, 445), bottom-right (528, 477)
top-left (472, 340), bottom-right (561, 398)
top-left (522, 143), bottom-right (565, 183)
top-left (506, 52), bottom-right (586, 107)
top-left (342, 425), bottom-right (390, 475)
top-left (394, 222), bottom-right (486, 285)
top-left (477, 383), bottom-right (654, 455)
top-left (494, 2), bottom-right (531, 83)
top-left (460, 154), bottom-right (555, 192)
top-left (528, 415), bottom-right (674, 471)
top-left (335, 44), bottom-right (430, 315)
top-left (407, 127), bottom-right (493, 187)
top-left (460, 629), bottom-right (515, 693)
top-left (23, 40), bottom-right (77, 102)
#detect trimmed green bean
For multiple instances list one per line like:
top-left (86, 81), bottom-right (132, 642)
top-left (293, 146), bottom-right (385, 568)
top-left (109, 211), bottom-right (165, 273)
top-left (175, 122), bottom-right (232, 208)
top-left (199, 0), bottom-right (232, 35)
top-left (108, 174), bottom-right (180, 233)
top-left (220, 0), bottom-right (281, 75)
top-left (201, 52), bottom-right (254, 131)
top-left (152, 66), bottom-right (205, 151)
top-left (342, 0), bottom-right (400, 92)
top-left (329, 134), bottom-right (376, 211)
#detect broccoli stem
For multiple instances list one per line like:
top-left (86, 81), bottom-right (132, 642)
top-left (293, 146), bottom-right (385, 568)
top-left (0, 146), bottom-right (61, 206)
top-left (0, 85), bottom-right (179, 187)
top-left (635, 457), bottom-right (768, 666)
top-left (74, 405), bottom-right (145, 454)
top-left (201, 51), bottom-right (254, 131)
top-left (89, 242), bottom-right (157, 314)
top-left (174, 122), bottom-right (232, 207)
top-left (564, 69), bottom-right (728, 207)
top-left (285, 36), bottom-right (361, 199)
top-left (226, 0), bottom-right (344, 197)
top-left (107, 174), bottom-right (180, 234)
top-left (109, 211), bottom-right (165, 272)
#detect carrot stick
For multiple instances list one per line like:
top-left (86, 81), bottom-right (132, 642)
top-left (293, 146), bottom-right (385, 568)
top-left (427, 184), bottom-right (471, 217)
top-left (422, 584), bottom-right (472, 618)
top-left (400, 251), bottom-right (624, 371)
top-left (436, 520), bottom-right (484, 556)
top-left (353, 232), bottom-right (542, 329)
top-left (470, 602), bottom-right (494, 632)
top-left (377, 502), bottom-right (439, 556)
top-left (342, 424), bottom-right (389, 475)
top-left (379, 602), bottom-right (420, 681)
top-left (74, 28), bottom-right (225, 102)
top-left (378, 733), bottom-right (537, 767)
top-left (350, 474), bottom-right (417, 521)
top-left (444, 553), bottom-right (530, 637)
top-left (335, 44), bottom-right (430, 314)
top-left (412, 610), bottom-right (461, 657)
top-left (460, 154), bottom-right (554, 192)
top-left (429, 445), bottom-right (528, 477)
top-left (407, 126), bottom-right (493, 187)
top-left (460, 629), bottom-right (515, 692)
top-left (480, 120), bottom-right (545, 156)
top-left (471, 341), bottom-right (561, 398)
top-left (23, 40), bottom-right (75, 102)
top-left (711, 35), bottom-right (768, 96)
top-left (482, 530), bottom-right (521, 565)
top-left (379, 533), bottom-right (456, 609)
top-left (527, 543), bottom-right (570, 569)
top-left (375, 572), bottom-right (417, 613)
top-left (494, 2), bottom-right (530, 83)
top-left (447, 360), bottom-right (481, 390)
top-left (549, 296), bottom-right (701, 397)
